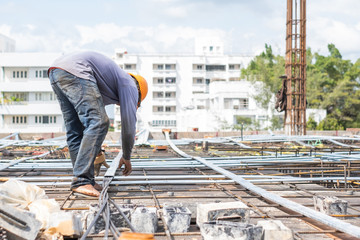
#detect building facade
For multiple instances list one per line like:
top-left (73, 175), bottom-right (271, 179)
top-left (113, 43), bottom-right (273, 132)
top-left (0, 47), bottom-right (325, 133)
top-left (0, 53), bottom-right (64, 133)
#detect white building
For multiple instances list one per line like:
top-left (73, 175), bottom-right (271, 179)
top-left (0, 43), bottom-right (321, 133)
top-left (113, 42), bottom-right (272, 132)
top-left (0, 53), bottom-right (64, 133)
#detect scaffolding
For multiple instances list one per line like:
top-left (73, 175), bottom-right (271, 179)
top-left (285, 0), bottom-right (307, 135)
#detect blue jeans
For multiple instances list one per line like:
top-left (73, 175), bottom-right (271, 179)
top-left (49, 68), bottom-right (109, 189)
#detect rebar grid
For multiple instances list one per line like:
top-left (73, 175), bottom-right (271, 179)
top-left (1, 134), bottom-right (360, 239)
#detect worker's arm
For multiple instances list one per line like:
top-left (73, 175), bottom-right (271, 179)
top-left (117, 85), bottom-right (138, 175)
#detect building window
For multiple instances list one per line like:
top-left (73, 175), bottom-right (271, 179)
top-left (206, 65), bottom-right (226, 71)
top-left (165, 64), bottom-right (175, 70)
top-left (12, 115), bottom-right (27, 124)
top-left (239, 99), bottom-right (249, 109)
top-left (24, 71), bottom-right (27, 78)
top-left (35, 70), bottom-right (48, 78)
top-left (3, 92), bottom-right (28, 102)
top-left (153, 92), bottom-right (164, 98)
top-left (35, 93), bottom-right (42, 101)
top-left (153, 64), bottom-right (164, 70)
top-left (17, 71), bottom-right (19, 78)
top-left (124, 64), bottom-right (136, 70)
top-left (36, 70), bottom-right (42, 78)
top-left (153, 78), bottom-right (164, 84)
top-left (165, 106), bottom-right (176, 112)
top-left (209, 46), bottom-right (213, 51)
top-left (224, 98), bottom-right (249, 110)
top-left (42, 70), bottom-right (48, 78)
top-left (229, 64), bottom-right (240, 70)
top-left (153, 106), bottom-right (164, 112)
top-left (13, 71), bottom-right (15, 78)
top-left (35, 115), bottom-right (57, 124)
top-left (165, 77), bottom-right (176, 84)
top-left (43, 116), bottom-right (49, 124)
top-left (193, 64), bottom-right (204, 70)
top-left (152, 120), bottom-right (176, 127)
top-left (165, 92), bottom-right (176, 98)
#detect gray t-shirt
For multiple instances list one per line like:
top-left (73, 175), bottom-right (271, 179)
top-left (50, 51), bottom-right (138, 160)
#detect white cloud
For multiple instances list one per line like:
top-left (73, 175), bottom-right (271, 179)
top-left (356, 22), bottom-right (360, 32)
top-left (0, 24), bottom-right (12, 36)
top-left (76, 23), bottom-right (132, 45)
top-left (165, 6), bottom-right (188, 18)
top-left (25, 24), bottom-right (36, 31)
top-left (308, 17), bottom-right (360, 58)
top-left (73, 23), bottom-right (229, 53)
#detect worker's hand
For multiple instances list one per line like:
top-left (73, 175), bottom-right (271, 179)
top-left (94, 151), bottom-right (110, 176)
top-left (118, 157), bottom-right (132, 176)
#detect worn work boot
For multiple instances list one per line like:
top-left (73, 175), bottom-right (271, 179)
top-left (93, 182), bottom-right (103, 191)
top-left (72, 184), bottom-right (100, 197)
top-left (94, 151), bottom-right (110, 176)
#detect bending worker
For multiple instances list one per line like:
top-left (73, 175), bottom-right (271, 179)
top-left (48, 51), bottom-right (148, 197)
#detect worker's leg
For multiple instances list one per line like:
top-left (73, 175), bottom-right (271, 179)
top-left (50, 69), bottom-right (109, 189)
top-left (49, 69), bottom-right (84, 167)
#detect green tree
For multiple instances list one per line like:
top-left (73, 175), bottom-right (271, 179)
top-left (307, 116), bottom-right (317, 130)
top-left (241, 44), bottom-right (285, 108)
top-left (242, 43), bottom-right (360, 130)
top-left (270, 115), bottom-right (283, 130)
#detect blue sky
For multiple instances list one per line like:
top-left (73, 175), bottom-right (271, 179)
top-left (1, 0), bottom-right (360, 61)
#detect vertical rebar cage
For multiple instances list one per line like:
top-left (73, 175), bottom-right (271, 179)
top-left (285, 0), bottom-right (307, 135)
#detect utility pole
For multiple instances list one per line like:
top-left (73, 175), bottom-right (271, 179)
top-left (284, 0), bottom-right (307, 135)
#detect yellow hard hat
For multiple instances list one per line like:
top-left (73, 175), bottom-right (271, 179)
top-left (129, 73), bottom-right (148, 107)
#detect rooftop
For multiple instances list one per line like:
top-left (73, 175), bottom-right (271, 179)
top-left (1, 131), bottom-right (360, 239)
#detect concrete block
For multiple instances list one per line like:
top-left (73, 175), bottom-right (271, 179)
top-left (163, 206), bottom-right (191, 233)
top-left (0, 202), bottom-right (41, 240)
top-left (257, 220), bottom-right (294, 240)
top-left (200, 221), bottom-right (262, 240)
top-left (48, 211), bottom-right (82, 237)
top-left (131, 207), bottom-right (158, 233)
top-left (313, 196), bottom-right (348, 215)
top-left (196, 201), bottom-right (250, 226)
top-left (82, 203), bottom-right (132, 234)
